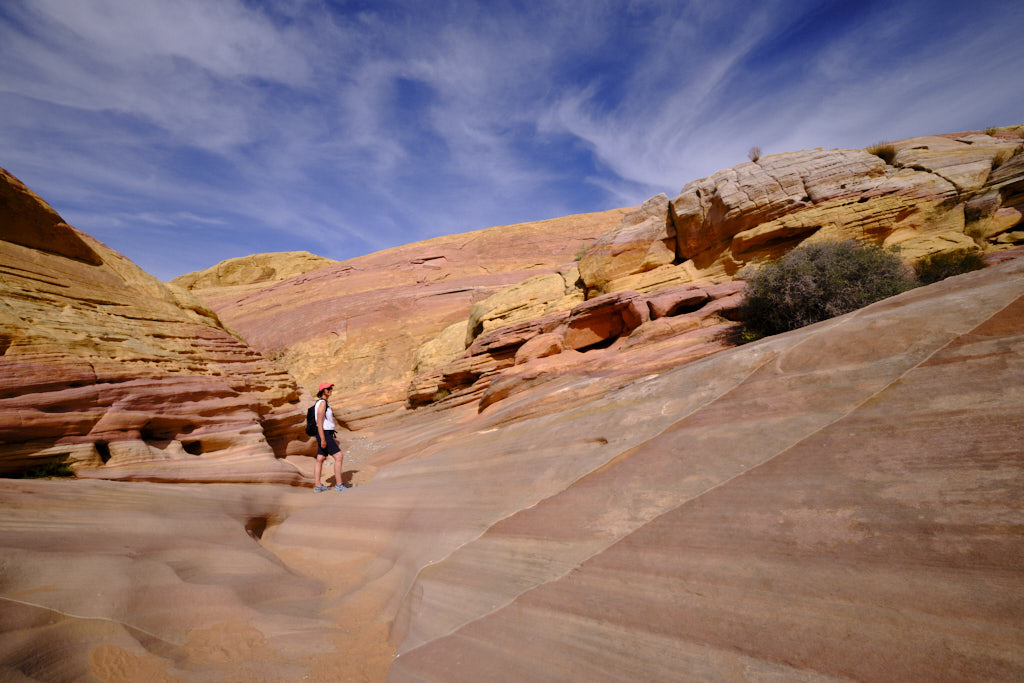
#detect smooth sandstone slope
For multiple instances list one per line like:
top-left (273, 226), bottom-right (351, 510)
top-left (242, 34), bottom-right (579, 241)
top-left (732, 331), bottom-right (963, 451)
top-left (0, 167), bottom-right (310, 483)
top-left (261, 254), bottom-right (1024, 681)
top-left (0, 479), bottom-right (394, 682)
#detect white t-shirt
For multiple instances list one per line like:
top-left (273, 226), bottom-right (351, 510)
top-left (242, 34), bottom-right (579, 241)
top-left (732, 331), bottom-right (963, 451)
top-left (316, 399), bottom-right (336, 431)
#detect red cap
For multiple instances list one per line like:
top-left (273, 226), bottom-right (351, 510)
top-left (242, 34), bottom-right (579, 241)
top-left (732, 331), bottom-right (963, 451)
top-left (318, 382), bottom-right (334, 392)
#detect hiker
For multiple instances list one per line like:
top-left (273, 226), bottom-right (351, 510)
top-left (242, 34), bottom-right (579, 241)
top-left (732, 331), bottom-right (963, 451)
top-left (312, 382), bottom-right (346, 492)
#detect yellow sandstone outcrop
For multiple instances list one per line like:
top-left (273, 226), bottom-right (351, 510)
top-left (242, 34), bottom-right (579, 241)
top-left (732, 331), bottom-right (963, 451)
top-left (571, 131), bottom-right (1024, 294)
top-left (171, 250), bottom-right (337, 294)
top-left (0, 167), bottom-right (310, 482)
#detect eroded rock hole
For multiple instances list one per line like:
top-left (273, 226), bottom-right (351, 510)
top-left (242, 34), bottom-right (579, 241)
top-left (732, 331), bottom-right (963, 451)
top-left (245, 517), bottom-right (268, 541)
top-left (664, 301), bottom-right (709, 317)
top-left (577, 336), bottom-right (617, 353)
top-left (181, 440), bottom-right (202, 456)
top-left (94, 441), bottom-right (111, 464)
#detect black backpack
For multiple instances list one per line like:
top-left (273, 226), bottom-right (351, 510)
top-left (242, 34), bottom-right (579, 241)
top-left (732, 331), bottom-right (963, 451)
top-left (304, 399), bottom-right (323, 437)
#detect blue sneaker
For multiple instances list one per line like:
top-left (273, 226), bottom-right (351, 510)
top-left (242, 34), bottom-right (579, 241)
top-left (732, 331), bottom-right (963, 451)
top-left (333, 484), bottom-right (347, 492)
top-left (314, 484), bottom-right (328, 492)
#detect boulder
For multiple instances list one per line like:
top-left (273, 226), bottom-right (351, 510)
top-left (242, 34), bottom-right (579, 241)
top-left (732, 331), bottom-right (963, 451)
top-left (578, 194), bottom-right (676, 294)
top-left (466, 265), bottom-right (582, 345)
top-left (893, 134), bottom-right (1023, 192)
top-left (514, 333), bottom-right (564, 365)
top-left (170, 251), bottom-right (337, 291)
top-left (413, 319), bottom-right (469, 374)
top-left (644, 281), bottom-right (746, 320)
top-left (882, 230), bottom-right (979, 260)
top-left (646, 286), bottom-right (710, 319)
top-left (408, 350), bottom-right (517, 407)
top-left (602, 261), bottom-right (704, 293)
top-left (673, 150), bottom-right (886, 261)
top-left (974, 205), bottom-right (1023, 239)
top-left (466, 311), bottom-right (568, 357)
top-left (563, 291), bottom-right (648, 351)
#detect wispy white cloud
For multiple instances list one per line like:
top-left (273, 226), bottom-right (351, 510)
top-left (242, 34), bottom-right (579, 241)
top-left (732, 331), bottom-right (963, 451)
top-left (1, 0), bottom-right (1021, 281)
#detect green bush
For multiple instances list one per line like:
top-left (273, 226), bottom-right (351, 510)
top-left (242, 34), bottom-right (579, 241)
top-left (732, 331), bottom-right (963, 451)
top-left (914, 250), bottom-right (986, 285)
top-left (739, 240), bottom-right (917, 337)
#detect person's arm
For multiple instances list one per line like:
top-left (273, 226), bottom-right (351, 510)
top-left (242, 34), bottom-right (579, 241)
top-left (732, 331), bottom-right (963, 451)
top-left (316, 400), bottom-right (327, 447)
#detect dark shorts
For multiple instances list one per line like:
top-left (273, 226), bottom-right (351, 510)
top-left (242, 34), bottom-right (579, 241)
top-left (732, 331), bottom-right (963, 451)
top-left (317, 430), bottom-right (341, 457)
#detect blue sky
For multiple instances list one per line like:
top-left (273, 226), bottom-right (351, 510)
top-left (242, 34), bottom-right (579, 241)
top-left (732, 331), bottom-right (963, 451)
top-left (1, 0), bottom-right (1022, 281)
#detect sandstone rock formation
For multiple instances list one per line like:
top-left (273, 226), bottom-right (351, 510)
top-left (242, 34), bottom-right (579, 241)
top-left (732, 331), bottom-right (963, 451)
top-left (284, 255), bottom-right (1024, 682)
top-left (179, 207), bottom-right (633, 429)
top-left (406, 280), bottom-right (745, 412)
top-left (171, 128), bottom-right (1023, 435)
top-left (0, 167), bottom-right (310, 483)
top-left (574, 129), bottom-right (1024, 294)
top-left (378, 127), bottom-right (1018, 423)
top-left (7, 253), bottom-right (1016, 681)
top-left (2, 127), bottom-right (1023, 681)
top-left (170, 250), bottom-right (338, 292)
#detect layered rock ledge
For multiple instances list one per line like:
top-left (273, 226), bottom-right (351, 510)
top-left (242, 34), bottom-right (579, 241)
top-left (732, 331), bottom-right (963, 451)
top-left (0, 168), bottom-right (310, 483)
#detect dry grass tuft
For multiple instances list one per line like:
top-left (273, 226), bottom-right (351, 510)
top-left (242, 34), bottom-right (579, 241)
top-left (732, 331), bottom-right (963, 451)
top-left (866, 141), bottom-right (896, 164)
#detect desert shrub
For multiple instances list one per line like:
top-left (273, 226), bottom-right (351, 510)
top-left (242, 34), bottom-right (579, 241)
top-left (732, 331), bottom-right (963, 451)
top-left (985, 126), bottom-right (999, 136)
top-left (866, 141), bottom-right (896, 164)
top-left (748, 146), bottom-right (761, 162)
top-left (990, 144), bottom-right (1023, 170)
top-left (736, 327), bottom-right (765, 345)
top-left (914, 250), bottom-right (986, 285)
top-left (991, 148), bottom-right (1013, 170)
top-left (574, 242), bottom-right (591, 262)
top-left (739, 240), bottom-right (917, 337)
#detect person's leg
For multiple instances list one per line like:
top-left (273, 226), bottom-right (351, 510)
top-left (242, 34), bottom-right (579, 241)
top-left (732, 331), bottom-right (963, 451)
top-left (333, 449), bottom-right (344, 487)
top-left (325, 437), bottom-right (345, 491)
top-left (314, 453), bottom-right (326, 491)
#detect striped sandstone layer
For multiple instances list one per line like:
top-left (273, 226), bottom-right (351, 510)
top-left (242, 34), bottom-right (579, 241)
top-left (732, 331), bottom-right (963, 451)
top-left (179, 207), bottom-right (633, 428)
top-left (0, 167), bottom-right (310, 483)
